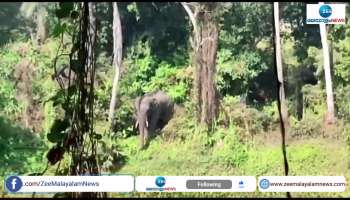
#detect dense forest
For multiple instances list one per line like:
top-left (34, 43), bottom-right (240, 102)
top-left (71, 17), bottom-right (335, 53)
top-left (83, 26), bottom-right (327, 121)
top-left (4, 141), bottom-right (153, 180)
top-left (1, 2), bottom-right (350, 198)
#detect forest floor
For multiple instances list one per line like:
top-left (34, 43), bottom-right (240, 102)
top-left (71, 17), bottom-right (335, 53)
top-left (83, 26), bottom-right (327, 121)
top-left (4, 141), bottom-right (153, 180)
top-left (1, 126), bottom-right (349, 198)
top-left (111, 128), bottom-right (350, 198)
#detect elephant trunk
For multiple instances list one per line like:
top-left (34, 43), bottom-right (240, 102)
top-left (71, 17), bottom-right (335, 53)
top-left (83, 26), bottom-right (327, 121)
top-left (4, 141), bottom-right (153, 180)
top-left (137, 113), bottom-right (149, 148)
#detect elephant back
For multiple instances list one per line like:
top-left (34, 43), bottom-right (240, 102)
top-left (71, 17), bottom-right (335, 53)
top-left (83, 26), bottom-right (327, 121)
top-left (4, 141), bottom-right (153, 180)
top-left (153, 91), bottom-right (174, 118)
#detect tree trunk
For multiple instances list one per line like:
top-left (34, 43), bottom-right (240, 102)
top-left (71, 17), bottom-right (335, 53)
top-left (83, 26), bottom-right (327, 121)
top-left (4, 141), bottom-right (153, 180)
top-left (319, 2), bottom-right (335, 124)
top-left (273, 2), bottom-right (290, 198)
top-left (36, 3), bottom-right (47, 46)
top-left (181, 2), bottom-right (201, 122)
top-left (108, 2), bottom-right (123, 127)
top-left (274, 3), bottom-right (289, 126)
top-left (197, 4), bottom-right (219, 128)
top-left (295, 81), bottom-right (303, 120)
top-left (182, 3), bottom-right (219, 129)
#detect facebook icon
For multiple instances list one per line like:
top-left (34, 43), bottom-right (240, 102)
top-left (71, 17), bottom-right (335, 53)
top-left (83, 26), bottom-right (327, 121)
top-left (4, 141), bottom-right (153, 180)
top-left (5, 176), bottom-right (23, 192)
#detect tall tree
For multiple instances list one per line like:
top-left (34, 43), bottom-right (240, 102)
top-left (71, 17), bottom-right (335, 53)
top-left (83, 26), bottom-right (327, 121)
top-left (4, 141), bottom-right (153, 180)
top-left (274, 3), bottom-right (289, 126)
top-left (273, 2), bottom-right (290, 198)
top-left (319, 2), bottom-right (335, 124)
top-left (35, 3), bottom-right (47, 45)
top-left (108, 2), bottom-right (123, 127)
top-left (20, 2), bottom-right (48, 46)
top-left (181, 2), bottom-right (219, 128)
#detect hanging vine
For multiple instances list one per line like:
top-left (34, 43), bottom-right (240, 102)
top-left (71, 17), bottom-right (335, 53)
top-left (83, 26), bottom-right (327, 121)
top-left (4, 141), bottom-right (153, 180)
top-left (47, 2), bottom-right (105, 198)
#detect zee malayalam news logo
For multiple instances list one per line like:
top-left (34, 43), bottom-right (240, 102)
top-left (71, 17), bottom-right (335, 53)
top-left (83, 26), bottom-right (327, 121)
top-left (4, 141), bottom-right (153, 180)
top-left (145, 176), bottom-right (176, 192)
top-left (306, 3), bottom-right (346, 24)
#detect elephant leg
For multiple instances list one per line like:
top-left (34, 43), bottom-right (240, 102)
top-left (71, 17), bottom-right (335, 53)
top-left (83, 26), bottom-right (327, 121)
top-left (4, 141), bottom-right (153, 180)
top-left (143, 127), bottom-right (149, 146)
top-left (140, 128), bottom-right (145, 149)
top-left (139, 124), bottom-right (148, 149)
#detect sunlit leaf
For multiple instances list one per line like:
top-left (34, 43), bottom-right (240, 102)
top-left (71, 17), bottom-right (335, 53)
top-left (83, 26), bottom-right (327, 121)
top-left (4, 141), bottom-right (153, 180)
top-left (52, 23), bottom-right (64, 37)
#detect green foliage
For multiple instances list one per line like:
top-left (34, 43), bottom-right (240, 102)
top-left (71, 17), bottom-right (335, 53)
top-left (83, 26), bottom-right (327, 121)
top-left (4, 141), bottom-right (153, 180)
top-left (282, 37), bottom-right (300, 68)
top-left (143, 62), bottom-right (192, 103)
top-left (1, 2), bottom-right (350, 198)
top-left (335, 85), bottom-right (350, 120)
top-left (334, 29), bottom-right (350, 84)
top-left (217, 50), bottom-right (270, 96)
top-left (343, 123), bottom-right (350, 154)
top-left (95, 3), bottom-right (113, 54)
top-left (0, 117), bottom-right (47, 176)
top-left (218, 96), bottom-right (275, 136)
top-left (0, 39), bottom-right (62, 135)
top-left (217, 2), bottom-right (273, 97)
top-left (97, 133), bottom-right (127, 171)
top-left (47, 119), bottom-right (69, 144)
top-left (50, 2), bottom-right (80, 40)
top-left (121, 2), bottom-right (189, 65)
top-left (93, 52), bottom-right (114, 119)
top-left (261, 102), bottom-right (280, 125)
top-left (119, 40), bottom-right (157, 97)
top-left (211, 125), bottom-right (249, 167)
top-left (126, 2), bottom-right (140, 21)
top-left (242, 146), bottom-right (284, 176)
top-left (162, 105), bottom-right (197, 142)
top-left (111, 97), bottom-right (136, 138)
top-left (0, 45), bottom-right (22, 116)
top-left (220, 3), bottom-right (272, 53)
top-left (119, 40), bottom-right (192, 105)
top-left (302, 84), bottom-right (326, 116)
top-left (290, 113), bottom-right (323, 138)
top-left (55, 3), bottom-right (74, 19)
top-left (306, 46), bottom-right (323, 79)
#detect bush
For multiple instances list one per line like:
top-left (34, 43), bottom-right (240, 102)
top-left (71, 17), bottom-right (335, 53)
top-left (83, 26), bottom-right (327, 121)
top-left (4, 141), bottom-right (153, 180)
top-left (144, 62), bottom-right (192, 104)
top-left (343, 122), bottom-right (350, 152)
top-left (302, 84), bottom-right (327, 116)
top-left (119, 40), bottom-right (158, 98)
top-left (97, 134), bottom-right (128, 172)
top-left (218, 96), bottom-right (275, 137)
top-left (0, 117), bottom-right (47, 175)
top-left (335, 85), bottom-right (350, 120)
top-left (290, 113), bottom-right (324, 138)
top-left (119, 40), bottom-right (192, 104)
top-left (211, 125), bottom-right (249, 168)
top-left (0, 43), bottom-right (23, 117)
top-left (111, 97), bottom-right (137, 139)
top-left (93, 52), bottom-right (116, 121)
top-left (162, 105), bottom-right (196, 143)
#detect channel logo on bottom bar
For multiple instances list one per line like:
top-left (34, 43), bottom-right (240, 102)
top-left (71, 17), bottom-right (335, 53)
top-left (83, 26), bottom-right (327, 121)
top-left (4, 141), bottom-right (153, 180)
top-left (135, 176), bottom-right (256, 192)
top-left (258, 176), bottom-right (346, 192)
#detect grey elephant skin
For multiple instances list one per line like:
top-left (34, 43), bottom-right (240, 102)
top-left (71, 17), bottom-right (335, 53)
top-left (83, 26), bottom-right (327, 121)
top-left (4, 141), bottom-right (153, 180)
top-left (134, 91), bottom-right (174, 149)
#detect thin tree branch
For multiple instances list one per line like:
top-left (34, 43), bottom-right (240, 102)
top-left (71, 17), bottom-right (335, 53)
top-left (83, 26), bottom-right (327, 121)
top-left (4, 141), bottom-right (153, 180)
top-left (180, 2), bottom-right (199, 44)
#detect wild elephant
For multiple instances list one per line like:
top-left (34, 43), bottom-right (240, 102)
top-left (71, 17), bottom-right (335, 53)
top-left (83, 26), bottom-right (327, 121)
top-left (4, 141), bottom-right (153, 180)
top-left (134, 91), bottom-right (174, 149)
